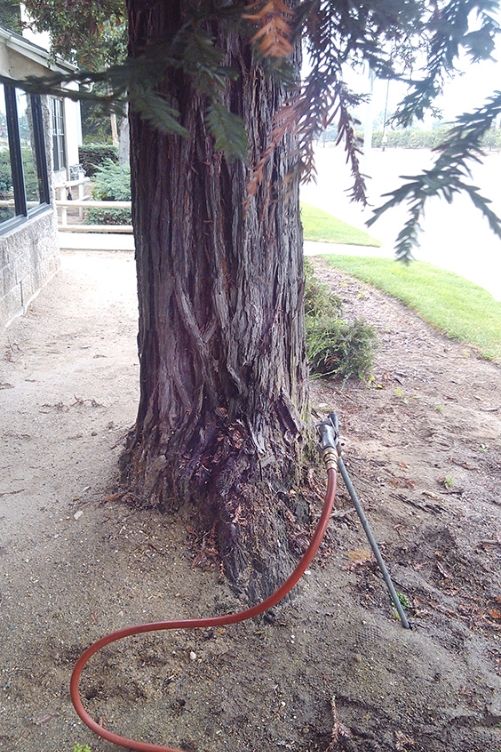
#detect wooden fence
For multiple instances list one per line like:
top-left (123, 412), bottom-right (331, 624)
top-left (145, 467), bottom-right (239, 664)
top-left (56, 200), bottom-right (133, 233)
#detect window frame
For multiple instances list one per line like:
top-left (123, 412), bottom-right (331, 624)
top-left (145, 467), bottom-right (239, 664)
top-left (0, 82), bottom-right (51, 234)
top-left (50, 96), bottom-right (66, 173)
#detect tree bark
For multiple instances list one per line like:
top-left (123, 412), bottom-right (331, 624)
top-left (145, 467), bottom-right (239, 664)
top-left (123, 0), bottom-right (309, 602)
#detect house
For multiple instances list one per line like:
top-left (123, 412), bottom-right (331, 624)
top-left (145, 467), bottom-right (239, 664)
top-left (0, 24), bottom-right (82, 327)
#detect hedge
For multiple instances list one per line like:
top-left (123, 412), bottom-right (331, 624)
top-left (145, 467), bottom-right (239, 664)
top-left (78, 144), bottom-right (119, 177)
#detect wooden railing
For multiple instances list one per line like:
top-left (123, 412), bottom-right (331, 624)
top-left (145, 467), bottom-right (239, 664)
top-left (56, 200), bottom-right (133, 233)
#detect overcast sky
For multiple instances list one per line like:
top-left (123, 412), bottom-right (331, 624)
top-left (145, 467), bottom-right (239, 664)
top-left (350, 14), bottom-right (501, 127)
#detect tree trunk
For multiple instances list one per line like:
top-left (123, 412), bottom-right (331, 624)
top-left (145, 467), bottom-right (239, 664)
top-left (122, 0), bottom-right (309, 602)
top-left (110, 112), bottom-right (119, 147)
top-left (118, 108), bottom-right (129, 167)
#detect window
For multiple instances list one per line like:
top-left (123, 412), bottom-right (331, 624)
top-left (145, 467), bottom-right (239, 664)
top-left (51, 97), bottom-right (66, 172)
top-left (0, 86), bottom-right (16, 223)
top-left (0, 82), bottom-right (50, 229)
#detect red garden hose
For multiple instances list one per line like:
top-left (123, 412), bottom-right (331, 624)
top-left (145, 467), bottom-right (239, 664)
top-left (70, 465), bottom-right (337, 752)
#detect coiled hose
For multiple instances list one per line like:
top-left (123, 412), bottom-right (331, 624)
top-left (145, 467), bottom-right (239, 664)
top-left (70, 466), bottom-right (337, 752)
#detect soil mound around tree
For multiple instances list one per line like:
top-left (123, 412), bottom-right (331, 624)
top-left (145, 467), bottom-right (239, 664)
top-left (0, 252), bottom-right (499, 752)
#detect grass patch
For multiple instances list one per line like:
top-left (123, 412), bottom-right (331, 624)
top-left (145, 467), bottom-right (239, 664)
top-left (324, 256), bottom-right (501, 361)
top-left (306, 316), bottom-right (376, 380)
top-left (304, 259), bottom-right (341, 317)
top-left (304, 261), bottom-right (376, 380)
top-left (301, 203), bottom-right (381, 247)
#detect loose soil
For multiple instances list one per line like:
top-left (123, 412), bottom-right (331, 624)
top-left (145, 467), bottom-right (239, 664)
top-left (0, 251), bottom-right (499, 752)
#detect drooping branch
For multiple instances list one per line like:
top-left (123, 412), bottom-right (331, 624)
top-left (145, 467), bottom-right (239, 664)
top-left (12, 0), bottom-right (501, 255)
top-left (393, 0), bottom-right (500, 126)
top-left (369, 90), bottom-right (501, 260)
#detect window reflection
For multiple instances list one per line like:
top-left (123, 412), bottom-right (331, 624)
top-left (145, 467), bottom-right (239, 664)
top-left (0, 86), bottom-right (16, 221)
top-left (0, 83), bottom-right (49, 228)
top-left (16, 90), bottom-right (41, 207)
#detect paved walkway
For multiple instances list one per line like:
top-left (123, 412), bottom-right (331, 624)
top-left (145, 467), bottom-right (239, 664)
top-left (58, 229), bottom-right (501, 302)
top-left (57, 232), bottom-right (376, 258)
top-left (58, 231), bottom-right (135, 252)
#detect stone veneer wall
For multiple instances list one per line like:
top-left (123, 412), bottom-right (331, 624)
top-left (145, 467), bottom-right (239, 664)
top-left (0, 209), bottom-right (59, 327)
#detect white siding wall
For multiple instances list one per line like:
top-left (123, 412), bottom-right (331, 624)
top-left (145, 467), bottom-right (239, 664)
top-left (63, 89), bottom-right (82, 170)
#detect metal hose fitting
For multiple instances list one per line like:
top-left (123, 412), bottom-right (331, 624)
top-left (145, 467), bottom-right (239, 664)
top-left (322, 447), bottom-right (339, 470)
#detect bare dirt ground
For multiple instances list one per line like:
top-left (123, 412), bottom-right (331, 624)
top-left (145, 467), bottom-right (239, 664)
top-left (0, 251), bottom-right (500, 752)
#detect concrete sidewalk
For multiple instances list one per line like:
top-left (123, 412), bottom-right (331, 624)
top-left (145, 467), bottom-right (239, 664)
top-left (57, 232), bottom-right (382, 258)
top-left (58, 231), bottom-right (135, 252)
top-left (58, 232), bottom-right (501, 301)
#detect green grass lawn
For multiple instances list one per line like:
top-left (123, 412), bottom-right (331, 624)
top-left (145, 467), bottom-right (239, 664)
top-left (301, 203), bottom-right (381, 247)
top-left (324, 255), bottom-right (501, 361)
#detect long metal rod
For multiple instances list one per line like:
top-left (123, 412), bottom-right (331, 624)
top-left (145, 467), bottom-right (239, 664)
top-left (337, 455), bottom-right (411, 629)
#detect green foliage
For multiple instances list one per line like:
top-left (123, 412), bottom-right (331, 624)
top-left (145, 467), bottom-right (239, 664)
top-left (306, 316), bottom-right (376, 380)
top-left (0, 150), bottom-right (12, 194)
top-left (0, 147), bottom-right (38, 204)
top-left (301, 203), bottom-right (381, 246)
top-left (304, 259), bottom-right (341, 317)
top-left (80, 100), bottom-right (113, 144)
top-left (91, 160), bottom-right (130, 200)
top-left (0, 150), bottom-right (13, 222)
top-left (396, 591), bottom-right (412, 610)
top-left (86, 206), bottom-right (131, 225)
top-left (72, 745), bottom-right (92, 752)
top-left (23, 0), bottom-right (125, 68)
top-left (0, 1), bottom-right (22, 32)
top-left (128, 83), bottom-right (188, 138)
top-left (368, 126), bottom-right (501, 151)
top-left (16, 0), bottom-right (501, 258)
top-left (324, 255), bottom-right (501, 361)
top-left (371, 128), bottom-right (448, 149)
top-left (482, 127), bottom-right (501, 150)
top-left (207, 101), bottom-right (248, 160)
top-left (442, 475), bottom-right (455, 490)
top-left (78, 145), bottom-right (118, 177)
top-left (304, 262), bottom-right (375, 380)
top-left (85, 159), bottom-right (131, 225)
top-left (22, 155), bottom-right (39, 200)
top-left (370, 92), bottom-right (501, 260)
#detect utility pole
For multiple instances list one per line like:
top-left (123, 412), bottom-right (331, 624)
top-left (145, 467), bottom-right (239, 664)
top-left (363, 64), bottom-right (375, 151)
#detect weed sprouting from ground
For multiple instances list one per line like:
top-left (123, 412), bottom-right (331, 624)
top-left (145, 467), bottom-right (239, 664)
top-left (396, 591), bottom-right (412, 610)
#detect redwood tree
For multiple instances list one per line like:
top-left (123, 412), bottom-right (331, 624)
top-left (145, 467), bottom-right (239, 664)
top-left (19, 0), bottom-right (501, 599)
top-left (121, 1), bottom-right (308, 601)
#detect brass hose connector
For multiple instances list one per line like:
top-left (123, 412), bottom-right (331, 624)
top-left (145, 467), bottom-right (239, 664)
top-left (322, 447), bottom-right (338, 471)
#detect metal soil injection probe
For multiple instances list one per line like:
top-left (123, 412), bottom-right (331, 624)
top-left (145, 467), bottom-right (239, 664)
top-left (318, 412), bottom-right (411, 630)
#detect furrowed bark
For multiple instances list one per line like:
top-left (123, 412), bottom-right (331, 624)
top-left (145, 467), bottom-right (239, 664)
top-left (123, 0), bottom-right (309, 601)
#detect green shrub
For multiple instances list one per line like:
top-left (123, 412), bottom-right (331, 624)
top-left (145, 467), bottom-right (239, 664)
top-left (0, 147), bottom-right (41, 212)
top-left (304, 259), bottom-right (341, 317)
top-left (78, 143), bottom-right (118, 177)
top-left (86, 206), bottom-right (131, 225)
top-left (371, 128), bottom-right (448, 149)
top-left (0, 150), bottom-right (12, 194)
top-left (72, 745), bottom-right (92, 752)
top-left (304, 262), bottom-right (376, 380)
top-left (306, 316), bottom-right (376, 380)
top-left (91, 159), bottom-right (131, 200)
top-left (365, 126), bottom-right (501, 150)
top-left (84, 159), bottom-right (131, 225)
